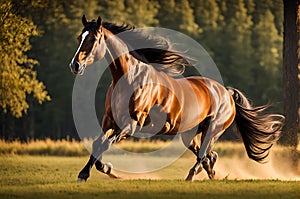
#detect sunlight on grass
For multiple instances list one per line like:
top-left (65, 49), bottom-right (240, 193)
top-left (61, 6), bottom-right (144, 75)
top-left (0, 138), bottom-right (298, 159)
top-left (0, 138), bottom-right (87, 156)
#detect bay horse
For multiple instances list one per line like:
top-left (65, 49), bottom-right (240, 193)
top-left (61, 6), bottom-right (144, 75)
top-left (69, 15), bottom-right (284, 181)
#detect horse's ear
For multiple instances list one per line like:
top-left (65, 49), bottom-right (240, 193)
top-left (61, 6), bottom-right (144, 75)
top-left (96, 16), bottom-right (102, 30)
top-left (82, 15), bottom-right (88, 26)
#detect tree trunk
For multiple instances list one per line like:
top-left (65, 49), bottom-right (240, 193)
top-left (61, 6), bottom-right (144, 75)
top-left (282, 0), bottom-right (300, 148)
top-left (282, 0), bottom-right (300, 172)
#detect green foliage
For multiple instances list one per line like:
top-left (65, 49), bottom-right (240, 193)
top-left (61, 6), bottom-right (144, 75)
top-left (213, 0), bottom-right (255, 91)
top-left (0, 1), bottom-right (50, 118)
top-left (191, 0), bottom-right (224, 57)
top-left (98, 0), bottom-right (159, 26)
top-left (251, 10), bottom-right (282, 102)
top-left (98, 0), bottom-right (127, 23)
top-left (175, 0), bottom-right (200, 36)
top-left (124, 0), bottom-right (159, 26)
top-left (157, 0), bottom-right (199, 36)
top-left (192, 0), bottom-right (222, 30)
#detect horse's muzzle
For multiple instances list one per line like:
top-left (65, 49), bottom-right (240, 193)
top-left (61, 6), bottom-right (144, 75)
top-left (69, 61), bottom-right (85, 75)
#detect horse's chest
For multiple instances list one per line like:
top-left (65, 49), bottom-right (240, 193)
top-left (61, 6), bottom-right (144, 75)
top-left (110, 85), bottom-right (132, 117)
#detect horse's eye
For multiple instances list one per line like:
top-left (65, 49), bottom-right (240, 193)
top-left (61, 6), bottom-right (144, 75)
top-left (91, 37), bottom-right (96, 42)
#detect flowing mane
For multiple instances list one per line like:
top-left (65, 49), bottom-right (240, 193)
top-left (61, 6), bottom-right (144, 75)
top-left (102, 21), bottom-right (193, 76)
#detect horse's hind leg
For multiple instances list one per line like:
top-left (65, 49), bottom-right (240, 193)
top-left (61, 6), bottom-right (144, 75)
top-left (185, 136), bottom-right (213, 181)
top-left (183, 134), bottom-right (204, 181)
top-left (202, 150), bottom-right (218, 179)
top-left (181, 130), bottom-right (204, 180)
top-left (185, 122), bottom-right (223, 181)
top-left (185, 118), bottom-right (212, 181)
top-left (200, 127), bottom-right (219, 179)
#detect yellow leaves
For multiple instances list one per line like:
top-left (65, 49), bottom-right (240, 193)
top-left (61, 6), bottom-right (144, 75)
top-left (0, 64), bottom-right (51, 118)
top-left (0, 2), bottom-right (50, 118)
top-left (270, 47), bottom-right (279, 59)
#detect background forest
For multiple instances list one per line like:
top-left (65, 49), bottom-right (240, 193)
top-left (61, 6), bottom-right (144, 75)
top-left (0, 0), bottom-right (284, 141)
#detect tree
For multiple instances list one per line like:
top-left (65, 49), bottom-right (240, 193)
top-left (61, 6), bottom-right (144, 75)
top-left (98, 0), bottom-right (127, 23)
top-left (5, 0), bottom-right (98, 139)
top-left (251, 10), bottom-right (282, 103)
top-left (191, 0), bottom-right (224, 59)
top-left (157, 0), bottom-right (177, 29)
top-left (282, 0), bottom-right (299, 147)
top-left (0, 2), bottom-right (50, 118)
top-left (30, 0), bottom-right (98, 139)
top-left (175, 0), bottom-right (200, 37)
top-left (215, 0), bottom-right (255, 92)
top-left (99, 0), bottom-right (159, 27)
top-left (192, 0), bottom-right (222, 30)
top-left (124, 0), bottom-right (159, 27)
top-left (244, 0), bottom-right (255, 15)
top-left (157, 0), bottom-right (199, 36)
top-left (269, 0), bottom-right (284, 35)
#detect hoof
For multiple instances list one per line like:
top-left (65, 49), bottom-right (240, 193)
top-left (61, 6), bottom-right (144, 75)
top-left (102, 162), bottom-right (113, 174)
top-left (104, 162), bottom-right (120, 179)
top-left (208, 170), bottom-right (216, 180)
top-left (185, 163), bottom-right (203, 181)
top-left (108, 172), bottom-right (120, 179)
top-left (210, 151), bottom-right (218, 169)
top-left (105, 162), bottom-right (113, 169)
top-left (185, 170), bottom-right (195, 181)
top-left (77, 177), bottom-right (87, 182)
top-left (77, 171), bottom-right (89, 182)
top-left (195, 164), bottom-right (203, 175)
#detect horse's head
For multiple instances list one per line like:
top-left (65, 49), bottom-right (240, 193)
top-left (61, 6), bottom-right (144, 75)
top-left (69, 15), bottom-right (106, 75)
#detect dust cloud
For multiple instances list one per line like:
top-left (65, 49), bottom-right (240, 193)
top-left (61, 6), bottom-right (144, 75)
top-left (201, 153), bottom-right (300, 181)
top-left (109, 145), bottom-right (300, 181)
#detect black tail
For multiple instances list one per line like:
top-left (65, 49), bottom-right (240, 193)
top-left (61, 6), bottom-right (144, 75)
top-left (227, 87), bottom-right (285, 163)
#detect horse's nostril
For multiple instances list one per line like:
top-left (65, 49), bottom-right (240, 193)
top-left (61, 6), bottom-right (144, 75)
top-left (70, 61), bottom-right (80, 72)
top-left (74, 62), bottom-right (80, 71)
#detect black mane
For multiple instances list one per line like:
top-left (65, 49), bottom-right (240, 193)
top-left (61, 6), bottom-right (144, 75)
top-left (87, 20), bottom-right (193, 76)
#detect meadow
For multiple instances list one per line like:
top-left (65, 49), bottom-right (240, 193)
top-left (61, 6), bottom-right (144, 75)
top-left (0, 139), bottom-right (299, 198)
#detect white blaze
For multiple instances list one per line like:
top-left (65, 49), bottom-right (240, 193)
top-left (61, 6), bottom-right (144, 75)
top-left (71, 31), bottom-right (89, 64)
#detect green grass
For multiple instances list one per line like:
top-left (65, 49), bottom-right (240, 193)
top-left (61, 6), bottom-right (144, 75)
top-left (0, 155), bottom-right (299, 199)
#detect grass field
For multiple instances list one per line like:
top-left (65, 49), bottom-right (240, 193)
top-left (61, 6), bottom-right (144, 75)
top-left (0, 154), bottom-right (299, 199)
top-left (0, 140), bottom-right (299, 198)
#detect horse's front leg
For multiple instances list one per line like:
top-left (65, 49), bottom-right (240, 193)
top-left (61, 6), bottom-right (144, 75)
top-left (115, 119), bottom-right (138, 142)
top-left (77, 130), bottom-right (117, 182)
top-left (77, 154), bottom-right (97, 182)
top-left (94, 129), bottom-right (120, 179)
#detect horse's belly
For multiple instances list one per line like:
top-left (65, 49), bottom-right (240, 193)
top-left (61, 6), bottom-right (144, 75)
top-left (174, 78), bottom-right (211, 133)
top-left (176, 101), bottom-right (208, 133)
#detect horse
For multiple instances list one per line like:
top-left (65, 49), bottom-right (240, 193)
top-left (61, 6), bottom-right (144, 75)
top-left (69, 15), bottom-right (284, 181)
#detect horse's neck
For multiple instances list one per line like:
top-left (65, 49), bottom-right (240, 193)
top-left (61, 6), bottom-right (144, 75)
top-left (104, 29), bottom-right (139, 85)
